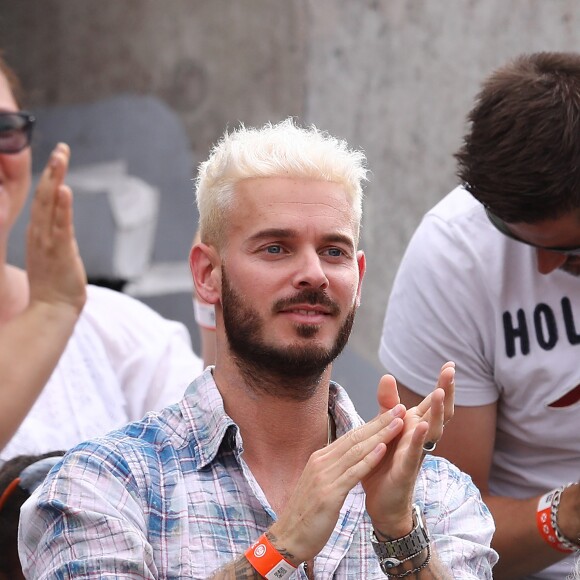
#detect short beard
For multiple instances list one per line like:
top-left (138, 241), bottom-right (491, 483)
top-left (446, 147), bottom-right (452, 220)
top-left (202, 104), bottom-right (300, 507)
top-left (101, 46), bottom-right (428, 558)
top-left (221, 266), bottom-right (356, 400)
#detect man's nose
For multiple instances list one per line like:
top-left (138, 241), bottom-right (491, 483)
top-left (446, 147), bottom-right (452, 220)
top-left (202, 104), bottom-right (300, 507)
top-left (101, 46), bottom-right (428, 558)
top-left (293, 251), bottom-right (329, 289)
top-left (536, 248), bottom-right (567, 275)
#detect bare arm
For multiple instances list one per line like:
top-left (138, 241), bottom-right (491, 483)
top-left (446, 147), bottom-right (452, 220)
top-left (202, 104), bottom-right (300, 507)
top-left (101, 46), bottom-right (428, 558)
top-left (0, 143), bottom-right (86, 450)
top-left (398, 382), bottom-right (579, 579)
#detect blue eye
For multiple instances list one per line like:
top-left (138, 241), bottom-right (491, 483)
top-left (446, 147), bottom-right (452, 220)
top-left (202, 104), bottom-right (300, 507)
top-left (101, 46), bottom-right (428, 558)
top-left (266, 245), bottom-right (282, 254)
top-left (326, 248), bottom-right (343, 257)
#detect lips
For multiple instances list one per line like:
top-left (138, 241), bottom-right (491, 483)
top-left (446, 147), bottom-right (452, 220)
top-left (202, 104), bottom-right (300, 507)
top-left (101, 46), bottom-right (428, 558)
top-left (274, 290), bottom-right (340, 317)
top-left (290, 308), bottom-right (328, 316)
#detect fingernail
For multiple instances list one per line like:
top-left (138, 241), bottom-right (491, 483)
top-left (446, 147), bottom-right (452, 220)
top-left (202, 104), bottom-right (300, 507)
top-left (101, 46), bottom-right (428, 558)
top-left (49, 151), bottom-right (59, 169)
top-left (390, 404), bottom-right (405, 418)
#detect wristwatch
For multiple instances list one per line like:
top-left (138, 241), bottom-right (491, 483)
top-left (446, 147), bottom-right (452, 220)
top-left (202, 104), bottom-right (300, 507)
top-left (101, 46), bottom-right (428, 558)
top-left (370, 504), bottom-right (430, 573)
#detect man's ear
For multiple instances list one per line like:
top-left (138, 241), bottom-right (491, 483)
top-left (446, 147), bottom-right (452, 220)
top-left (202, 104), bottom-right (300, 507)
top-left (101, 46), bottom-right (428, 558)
top-left (190, 243), bottom-right (221, 305)
top-left (355, 250), bottom-right (366, 307)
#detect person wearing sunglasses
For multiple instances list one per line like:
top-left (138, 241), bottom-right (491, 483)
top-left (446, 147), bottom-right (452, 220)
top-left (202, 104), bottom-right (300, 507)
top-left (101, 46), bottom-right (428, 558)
top-left (0, 60), bottom-right (87, 453)
top-left (0, 55), bottom-right (204, 461)
top-left (379, 52), bottom-right (580, 579)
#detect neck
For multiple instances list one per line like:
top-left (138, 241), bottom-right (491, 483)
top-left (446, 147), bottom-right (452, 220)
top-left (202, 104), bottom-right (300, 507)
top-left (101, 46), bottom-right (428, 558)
top-left (213, 355), bottom-right (333, 463)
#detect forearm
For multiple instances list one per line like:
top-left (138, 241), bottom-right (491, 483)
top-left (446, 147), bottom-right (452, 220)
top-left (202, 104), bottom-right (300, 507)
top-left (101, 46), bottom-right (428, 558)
top-left (0, 300), bottom-right (78, 449)
top-left (209, 557), bottom-right (261, 580)
top-left (209, 530), bottom-right (298, 579)
top-left (485, 493), bottom-right (573, 579)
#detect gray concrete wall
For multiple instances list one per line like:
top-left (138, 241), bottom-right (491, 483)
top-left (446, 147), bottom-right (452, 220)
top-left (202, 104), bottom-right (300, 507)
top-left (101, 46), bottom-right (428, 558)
top-left (2, 0), bottom-right (580, 402)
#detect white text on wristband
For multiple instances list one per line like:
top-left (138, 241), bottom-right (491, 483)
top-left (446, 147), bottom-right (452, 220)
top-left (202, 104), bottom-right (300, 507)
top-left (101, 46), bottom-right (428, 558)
top-left (245, 533), bottom-right (297, 579)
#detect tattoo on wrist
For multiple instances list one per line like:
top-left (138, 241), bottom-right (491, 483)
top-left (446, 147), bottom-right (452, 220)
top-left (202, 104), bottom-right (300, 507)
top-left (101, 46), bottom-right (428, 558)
top-left (265, 529), bottom-right (297, 564)
top-left (210, 556), bottom-right (262, 579)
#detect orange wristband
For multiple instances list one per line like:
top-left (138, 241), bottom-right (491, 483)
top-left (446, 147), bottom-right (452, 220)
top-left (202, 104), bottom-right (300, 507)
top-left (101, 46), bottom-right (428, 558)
top-left (537, 488), bottom-right (576, 553)
top-left (245, 533), bottom-right (297, 579)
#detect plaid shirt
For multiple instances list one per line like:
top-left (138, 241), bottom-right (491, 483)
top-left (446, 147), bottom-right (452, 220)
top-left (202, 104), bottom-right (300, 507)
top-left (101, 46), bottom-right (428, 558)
top-left (20, 369), bottom-right (497, 579)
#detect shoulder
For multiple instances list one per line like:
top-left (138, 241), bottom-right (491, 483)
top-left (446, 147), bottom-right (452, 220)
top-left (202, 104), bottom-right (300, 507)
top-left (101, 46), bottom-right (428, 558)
top-left (84, 285), bottom-right (166, 320)
top-left (411, 187), bottom-right (492, 255)
top-left (45, 403), bottom-right (191, 490)
top-left (393, 186), bottom-right (502, 294)
top-left (426, 185), bottom-right (481, 222)
top-left (81, 284), bottom-right (193, 345)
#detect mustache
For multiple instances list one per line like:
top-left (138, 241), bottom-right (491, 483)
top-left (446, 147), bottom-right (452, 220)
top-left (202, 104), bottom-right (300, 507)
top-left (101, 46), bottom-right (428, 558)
top-left (273, 289), bottom-right (341, 315)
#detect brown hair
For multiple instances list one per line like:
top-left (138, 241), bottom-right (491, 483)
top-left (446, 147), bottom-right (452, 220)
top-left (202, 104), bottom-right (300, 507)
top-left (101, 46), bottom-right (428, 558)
top-left (455, 52), bottom-right (580, 223)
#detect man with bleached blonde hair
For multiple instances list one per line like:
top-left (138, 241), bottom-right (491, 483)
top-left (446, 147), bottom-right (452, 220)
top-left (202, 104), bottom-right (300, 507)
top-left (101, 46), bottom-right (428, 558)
top-left (20, 118), bottom-right (496, 579)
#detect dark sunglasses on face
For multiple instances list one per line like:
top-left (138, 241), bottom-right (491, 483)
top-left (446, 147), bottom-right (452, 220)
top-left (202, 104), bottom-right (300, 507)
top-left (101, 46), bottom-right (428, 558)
top-left (484, 206), bottom-right (580, 256)
top-left (0, 111), bottom-right (35, 154)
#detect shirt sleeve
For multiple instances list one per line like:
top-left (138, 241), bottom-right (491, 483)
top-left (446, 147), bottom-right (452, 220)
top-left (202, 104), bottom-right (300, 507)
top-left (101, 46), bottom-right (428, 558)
top-left (417, 456), bottom-right (498, 578)
top-left (83, 285), bottom-right (204, 419)
top-left (19, 441), bottom-right (158, 580)
top-left (378, 213), bottom-right (499, 406)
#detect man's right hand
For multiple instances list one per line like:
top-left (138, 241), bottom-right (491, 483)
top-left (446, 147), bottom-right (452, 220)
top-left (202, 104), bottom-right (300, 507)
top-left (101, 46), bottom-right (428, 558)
top-left (268, 404), bottom-right (406, 565)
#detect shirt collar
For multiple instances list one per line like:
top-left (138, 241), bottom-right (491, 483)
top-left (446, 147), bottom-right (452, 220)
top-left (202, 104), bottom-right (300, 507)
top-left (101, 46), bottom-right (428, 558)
top-left (179, 367), bottom-right (364, 469)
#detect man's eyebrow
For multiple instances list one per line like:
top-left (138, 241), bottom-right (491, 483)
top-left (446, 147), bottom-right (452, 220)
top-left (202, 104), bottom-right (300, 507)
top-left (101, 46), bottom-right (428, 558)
top-left (247, 228), bottom-right (296, 242)
top-left (322, 233), bottom-right (356, 248)
top-left (248, 229), bottom-right (355, 248)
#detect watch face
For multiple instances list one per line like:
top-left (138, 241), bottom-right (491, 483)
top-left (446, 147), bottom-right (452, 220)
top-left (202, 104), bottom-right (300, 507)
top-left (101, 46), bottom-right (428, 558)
top-left (381, 557), bottom-right (404, 571)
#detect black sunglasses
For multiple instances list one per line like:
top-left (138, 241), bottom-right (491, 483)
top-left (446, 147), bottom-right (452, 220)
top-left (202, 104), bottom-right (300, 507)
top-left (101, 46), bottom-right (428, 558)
top-left (0, 111), bottom-right (35, 154)
top-left (485, 206), bottom-right (580, 256)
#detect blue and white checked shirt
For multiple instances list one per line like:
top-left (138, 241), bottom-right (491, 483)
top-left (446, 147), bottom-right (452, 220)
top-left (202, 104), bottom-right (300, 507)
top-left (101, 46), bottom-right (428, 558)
top-left (20, 369), bottom-right (497, 579)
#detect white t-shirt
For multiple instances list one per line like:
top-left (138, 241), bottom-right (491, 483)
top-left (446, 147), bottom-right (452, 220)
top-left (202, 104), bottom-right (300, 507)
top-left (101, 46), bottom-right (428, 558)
top-left (379, 186), bottom-right (580, 580)
top-left (1, 285), bottom-right (204, 461)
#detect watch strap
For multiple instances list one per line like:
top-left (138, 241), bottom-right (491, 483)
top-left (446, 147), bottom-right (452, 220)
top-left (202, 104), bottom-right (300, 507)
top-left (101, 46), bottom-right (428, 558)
top-left (370, 504), bottom-right (430, 571)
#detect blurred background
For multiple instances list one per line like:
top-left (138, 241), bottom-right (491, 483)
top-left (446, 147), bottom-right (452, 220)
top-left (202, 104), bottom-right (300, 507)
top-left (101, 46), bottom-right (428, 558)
top-left (2, 0), bottom-right (579, 418)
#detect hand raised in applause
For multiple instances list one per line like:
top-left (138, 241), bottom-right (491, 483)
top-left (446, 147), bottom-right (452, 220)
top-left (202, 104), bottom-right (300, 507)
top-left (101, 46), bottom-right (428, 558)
top-left (26, 142), bottom-right (87, 319)
top-left (364, 361), bottom-right (455, 537)
top-left (269, 404), bottom-right (407, 565)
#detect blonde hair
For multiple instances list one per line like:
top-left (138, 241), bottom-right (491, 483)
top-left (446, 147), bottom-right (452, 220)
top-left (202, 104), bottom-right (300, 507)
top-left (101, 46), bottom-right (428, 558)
top-left (195, 118), bottom-right (367, 247)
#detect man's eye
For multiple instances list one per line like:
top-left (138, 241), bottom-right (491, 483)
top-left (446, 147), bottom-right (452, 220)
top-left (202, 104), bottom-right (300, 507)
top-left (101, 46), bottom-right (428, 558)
top-left (325, 248), bottom-right (343, 257)
top-left (265, 245), bottom-right (283, 254)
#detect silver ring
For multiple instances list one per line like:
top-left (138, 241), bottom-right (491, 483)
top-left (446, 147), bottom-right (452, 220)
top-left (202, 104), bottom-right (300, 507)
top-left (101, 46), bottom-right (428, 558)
top-left (422, 440), bottom-right (437, 453)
